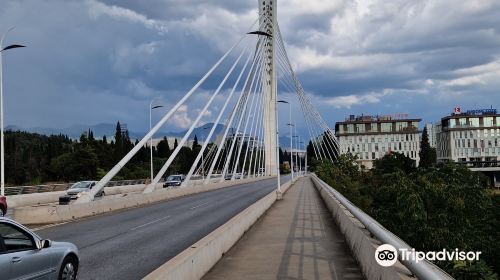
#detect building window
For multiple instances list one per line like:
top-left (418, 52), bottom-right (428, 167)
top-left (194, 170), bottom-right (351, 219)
top-left (347, 124), bottom-right (354, 133)
top-left (458, 118), bottom-right (467, 127)
top-left (396, 122), bottom-right (408, 132)
top-left (469, 118), bottom-right (479, 127)
top-left (356, 124), bottom-right (365, 133)
top-left (449, 119), bottom-right (457, 128)
top-left (371, 123), bottom-right (378, 132)
top-left (483, 117), bottom-right (493, 127)
top-left (381, 123), bottom-right (392, 132)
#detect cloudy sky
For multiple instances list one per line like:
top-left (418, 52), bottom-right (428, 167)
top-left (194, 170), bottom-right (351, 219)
top-left (1, 0), bottom-right (499, 138)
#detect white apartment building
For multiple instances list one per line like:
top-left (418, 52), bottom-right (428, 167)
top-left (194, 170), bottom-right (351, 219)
top-left (425, 123), bottom-right (438, 148)
top-left (436, 108), bottom-right (500, 168)
top-left (335, 115), bottom-right (421, 169)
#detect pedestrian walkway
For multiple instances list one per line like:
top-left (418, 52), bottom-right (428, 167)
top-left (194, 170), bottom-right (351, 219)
top-left (203, 176), bottom-right (363, 280)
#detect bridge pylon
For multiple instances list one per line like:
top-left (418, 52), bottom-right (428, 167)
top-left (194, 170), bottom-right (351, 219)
top-left (259, 0), bottom-right (278, 176)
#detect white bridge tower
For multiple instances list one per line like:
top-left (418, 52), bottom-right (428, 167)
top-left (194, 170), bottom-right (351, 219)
top-left (259, 0), bottom-right (278, 176)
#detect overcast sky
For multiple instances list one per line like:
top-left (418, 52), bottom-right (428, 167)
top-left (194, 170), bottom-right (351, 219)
top-left (1, 0), bottom-right (499, 137)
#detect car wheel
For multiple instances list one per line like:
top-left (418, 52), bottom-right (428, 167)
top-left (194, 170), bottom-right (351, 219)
top-left (58, 255), bottom-right (78, 280)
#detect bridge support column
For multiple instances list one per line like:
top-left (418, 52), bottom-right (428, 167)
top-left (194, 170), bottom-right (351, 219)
top-left (260, 0), bottom-right (278, 176)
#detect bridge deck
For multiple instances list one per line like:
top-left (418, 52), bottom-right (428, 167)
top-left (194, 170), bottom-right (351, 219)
top-left (203, 176), bottom-right (363, 280)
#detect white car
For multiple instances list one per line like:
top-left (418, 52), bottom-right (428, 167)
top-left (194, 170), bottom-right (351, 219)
top-left (0, 217), bottom-right (79, 280)
top-left (65, 181), bottom-right (103, 199)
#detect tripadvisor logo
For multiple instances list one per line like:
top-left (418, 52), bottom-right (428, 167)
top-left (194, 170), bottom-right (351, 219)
top-left (375, 244), bottom-right (398, 267)
top-left (375, 244), bottom-right (482, 267)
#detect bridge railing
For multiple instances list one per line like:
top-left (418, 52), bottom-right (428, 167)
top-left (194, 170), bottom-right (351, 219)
top-left (311, 174), bottom-right (453, 280)
top-left (3, 179), bottom-right (154, 196)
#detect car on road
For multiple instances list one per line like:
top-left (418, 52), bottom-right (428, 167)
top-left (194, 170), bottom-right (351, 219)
top-left (0, 217), bottom-right (79, 280)
top-left (224, 173), bottom-right (243, 180)
top-left (0, 196), bottom-right (7, 217)
top-left (163, 175), bottom-right (185, 188)
top-left (65, 181), bottom-right (104, 200)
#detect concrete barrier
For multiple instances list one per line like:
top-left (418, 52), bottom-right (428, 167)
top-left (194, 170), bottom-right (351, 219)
top-left (11, 176), bottom-right (274, 225)
top-left (310, 175), bottom-right (415, 280)
top-left (6, 184), bottom-right (147, 209)
top-left (143, 178), bottom-right (295, 280)
top-left (6, 191), bottom-right (67, 208)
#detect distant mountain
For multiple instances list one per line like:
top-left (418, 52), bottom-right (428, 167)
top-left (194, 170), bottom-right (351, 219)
top-left (5, 122), bottom-right (227, 141)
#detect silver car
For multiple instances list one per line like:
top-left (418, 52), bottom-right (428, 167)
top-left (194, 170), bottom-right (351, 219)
top-left (0, 217), bottom-right (79, 280)
top-left (66, 181), bottom-right (103, 199)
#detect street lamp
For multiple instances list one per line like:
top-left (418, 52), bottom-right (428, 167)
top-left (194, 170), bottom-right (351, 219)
top-left (299, 139), bottom-right (304, 176)
top-left (1, 27), bottom-right (25, 196)
top-left (293, 134), bottom-right (299, 177)
top-left (149, 100), bottom-right (163, 185)
top-left (277, 100), bottom-right (293, 181)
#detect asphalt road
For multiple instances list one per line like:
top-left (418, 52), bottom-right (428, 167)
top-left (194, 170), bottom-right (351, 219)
top-left (37, 175), bottom-right (291, 280)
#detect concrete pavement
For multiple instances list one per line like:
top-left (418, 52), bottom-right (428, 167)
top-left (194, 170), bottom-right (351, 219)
top-left (203, 176), bottom-right (363, 280)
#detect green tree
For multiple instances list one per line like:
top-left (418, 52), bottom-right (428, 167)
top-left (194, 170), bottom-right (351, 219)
top-left (306, 140), bottom-right (316, 160)
top-left (192, 135), bottom-right (200, 149)
top-left (373, 152), bottom-right (416, 175)
top-left (50, 145), bottom-right (98, 181)
top-left (157, 137), bottom-right (170, 158)
top-left (114, 122), bottom-right (123, 162)
top-left (419, 126), bottom-right (437, 168)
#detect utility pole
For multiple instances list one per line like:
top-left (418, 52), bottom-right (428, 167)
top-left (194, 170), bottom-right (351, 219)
top-left (0, 27), bottom-right (25, 196)
top-left (149, 100), bottom-right (163, 185)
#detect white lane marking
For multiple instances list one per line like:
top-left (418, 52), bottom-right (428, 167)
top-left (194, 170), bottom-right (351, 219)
top-left (130, 216), bottom-right (171, 231)
top-left (32, 222), bottom-right (70, 232)
top-left (190, 201), bottom-right (210, 210)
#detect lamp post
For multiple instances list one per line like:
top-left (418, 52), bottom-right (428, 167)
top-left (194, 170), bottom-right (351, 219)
top-left (299, 139), bottom-right (304, 176)
top-left (0, 27), bottom-right (25, 196)
top-left (293, 134), bottom-right (299, 178)
top-left (149, 100), bottom-right (163, 185)
top-left (277, 100), bottom-right (293, 181)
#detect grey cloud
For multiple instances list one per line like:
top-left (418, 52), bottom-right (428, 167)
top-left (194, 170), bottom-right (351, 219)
top-left (1, 0), bottom-right (499, 135)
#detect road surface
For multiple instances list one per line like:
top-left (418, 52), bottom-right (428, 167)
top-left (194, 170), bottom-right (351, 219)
top-left (37, 175), bottom-right (291, 280)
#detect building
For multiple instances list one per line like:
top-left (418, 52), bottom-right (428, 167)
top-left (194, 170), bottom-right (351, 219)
top-left (436, 107), bottom-right (500, 185)
top-left (425, 123), bottom-right (438, 148)
top-left (335, 114), bottom-right (421, 169)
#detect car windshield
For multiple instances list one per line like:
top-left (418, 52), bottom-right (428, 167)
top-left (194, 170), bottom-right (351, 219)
top-left (70, 182), bottom-right (91, 189)
top-left (167, 176), bottom-right (182, 181)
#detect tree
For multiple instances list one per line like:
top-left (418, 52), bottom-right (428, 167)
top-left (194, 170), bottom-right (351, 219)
top-left (50, 145), bottom-right (98, 181)
top-left (114, 122), bottom-right (123, 161)
top-left (419, 126), bottom-right (437, 168)
top-left (193, 135), bottom-right (199, 149)
top-left (307, 140), bottom-right (316, 160)
top-left (157, 137), bottom-right (170, 158)
top-left (373, 152), bottom-right (416, 175)
top-left (174, 138), bottom-right (179, 149)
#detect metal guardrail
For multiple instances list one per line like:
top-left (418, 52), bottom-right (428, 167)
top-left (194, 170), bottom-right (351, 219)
top-left (311, 174), bottom-right (453, 280)
top-left (4, 179), bottom-right (151, 196)
top-left (455, 160), bottom-right (500, 168)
